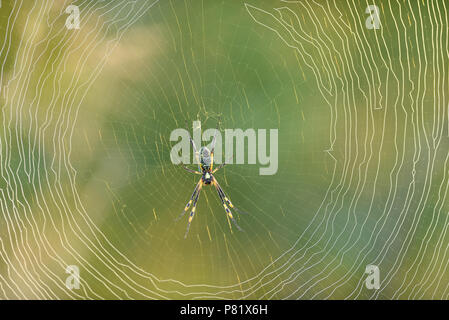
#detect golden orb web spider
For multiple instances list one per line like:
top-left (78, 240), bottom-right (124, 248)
top-left (176, 120), bottom-right (246, 239)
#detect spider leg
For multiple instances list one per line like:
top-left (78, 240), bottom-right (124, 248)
top-left (181, 164), bottom-right (201, 174)
top-left (209, 118), bottom-right (221, 171)
top-left (184, 181), bottom-right (203, 238)
top-left (212, 177), bottom-right (243, 231)
top-left (212, 153), bottom-right (233, 174)
top-left (215, 181), bottom-right (248, 215)
top-left (212, 162), bottom-right (226, 174)
top-left (214, 177), bottom-right (248, 215)
top-left (176, 179), bottom-right (202, 221)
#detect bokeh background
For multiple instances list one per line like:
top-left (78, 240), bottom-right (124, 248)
top-left (0, 0), bottom-right (448, 299)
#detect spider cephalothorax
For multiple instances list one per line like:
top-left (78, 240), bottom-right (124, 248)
top-left (202, 171), bottom-right (212, 185)
top-left (199, 147), bottom-right (212, 184)
top-left (177, 120), bottom-right (245, 238)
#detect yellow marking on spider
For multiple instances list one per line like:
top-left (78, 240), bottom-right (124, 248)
top-left (224, 197), bottom-right (234, 208)
top-left (189, 216), bottom-right (193, 223)
top-left (192, 207), bottom-right (196, 212)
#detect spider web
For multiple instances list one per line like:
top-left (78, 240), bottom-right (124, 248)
top-left (0, 0), bottom-right (448, 299)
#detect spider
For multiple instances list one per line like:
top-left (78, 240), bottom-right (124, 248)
top-left (176, 120), bottom-right (245, 238)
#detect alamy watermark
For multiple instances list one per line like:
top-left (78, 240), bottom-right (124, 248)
top-left (65, 5), bottom-right (80, 30)
top-left (65, 265), bottom-right (80, 290)
top-left (365, 264), bottom-right (380, 290)
top-left (365, 5), bottom-right (381, 29)
top-left (170, 121), bottom-right (278, 175)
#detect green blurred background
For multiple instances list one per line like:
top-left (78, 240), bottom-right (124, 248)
top-left (0, 0), bottom-right (448, 299)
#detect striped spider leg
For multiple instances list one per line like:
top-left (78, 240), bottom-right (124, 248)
top-left (176, 178), bottom-right (202, 222)
top-left (183, 180), bottom-right (203, 239)
top-left (212, 153), bottom-right (247, 216)
top-left (185, 120), bottom-right (202, 172)
top-left (209, 118), bottom-right (220, 172)
top-left (214, 178), bottom-right (247, 215)
top-left (212, 176), bottom-right (244, 231)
